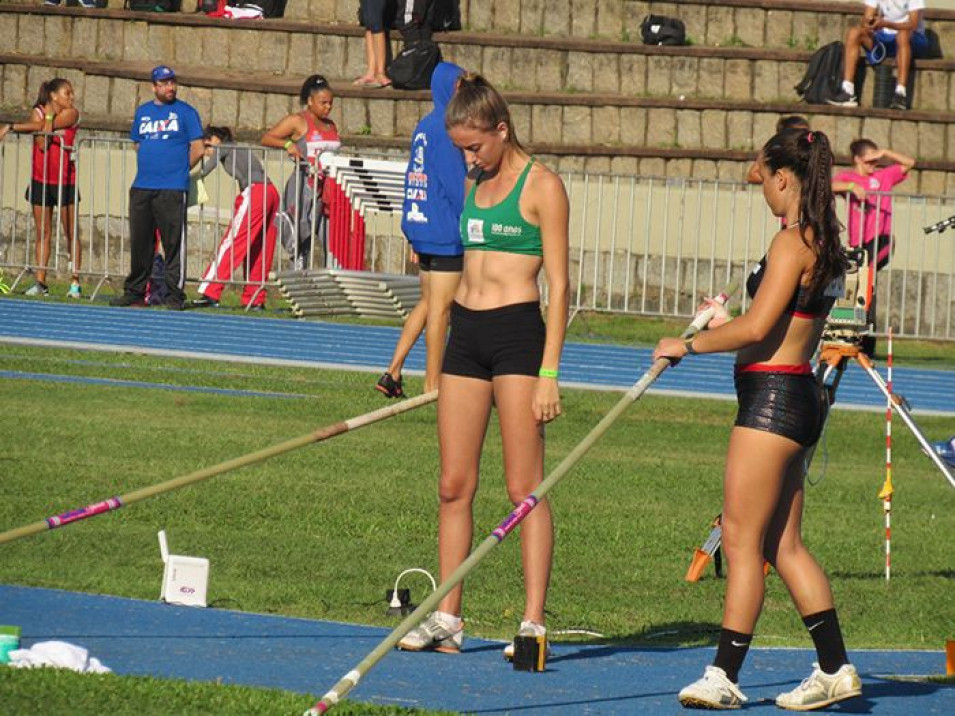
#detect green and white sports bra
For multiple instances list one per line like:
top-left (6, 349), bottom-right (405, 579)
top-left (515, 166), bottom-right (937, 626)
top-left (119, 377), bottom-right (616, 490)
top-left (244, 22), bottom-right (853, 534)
top-left (460, 159), bottom-right (543, 257)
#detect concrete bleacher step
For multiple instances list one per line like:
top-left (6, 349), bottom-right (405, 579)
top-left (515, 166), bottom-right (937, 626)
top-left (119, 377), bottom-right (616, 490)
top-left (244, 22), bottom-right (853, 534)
top-left (3, 50), bottom-right (954, 195)
top-left (8, 0), bottom-right (955, 49)
top-left (2, 2), bottom-right (955, 194)
top-left (274, 269), bottom-right (420, 319)
top-left (3, 4), bottom-right (954, 115)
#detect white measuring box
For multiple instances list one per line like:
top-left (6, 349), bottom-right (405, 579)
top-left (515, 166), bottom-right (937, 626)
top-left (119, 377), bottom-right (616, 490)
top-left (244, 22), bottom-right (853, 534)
top-left (158, 530), bottom-right (209, 608)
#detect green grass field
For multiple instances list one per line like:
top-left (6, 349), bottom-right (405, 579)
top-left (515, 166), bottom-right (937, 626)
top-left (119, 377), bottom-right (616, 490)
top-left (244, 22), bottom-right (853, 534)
top-left (0, 341), bottom-right (953, 714)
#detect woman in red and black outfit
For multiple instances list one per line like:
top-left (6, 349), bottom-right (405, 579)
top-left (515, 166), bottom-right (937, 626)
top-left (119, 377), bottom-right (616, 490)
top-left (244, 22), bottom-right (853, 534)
top-left (655, 129), bottom-right (862, 712)
top-left (0, 78), bottom-right (82, 297)
top-left (261, 75), bottom-right (341, 270)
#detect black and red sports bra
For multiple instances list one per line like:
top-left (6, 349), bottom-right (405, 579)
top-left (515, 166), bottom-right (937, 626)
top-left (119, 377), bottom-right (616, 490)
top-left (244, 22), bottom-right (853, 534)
top-left (746, 257), bottom-right (843, 319)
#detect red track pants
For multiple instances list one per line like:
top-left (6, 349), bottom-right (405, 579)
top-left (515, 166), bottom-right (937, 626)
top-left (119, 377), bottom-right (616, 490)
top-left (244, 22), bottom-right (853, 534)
top-left (198, 182), bottom-right (279, 307)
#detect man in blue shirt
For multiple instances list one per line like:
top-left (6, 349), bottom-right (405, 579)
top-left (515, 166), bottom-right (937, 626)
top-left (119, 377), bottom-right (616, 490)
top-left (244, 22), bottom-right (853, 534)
top-left (111, 65), bottom-right (204, 309)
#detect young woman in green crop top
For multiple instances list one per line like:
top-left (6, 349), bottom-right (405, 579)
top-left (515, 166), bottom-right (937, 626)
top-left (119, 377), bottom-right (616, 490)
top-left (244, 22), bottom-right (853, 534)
top-left (397, 73), bottom-right (570, 659)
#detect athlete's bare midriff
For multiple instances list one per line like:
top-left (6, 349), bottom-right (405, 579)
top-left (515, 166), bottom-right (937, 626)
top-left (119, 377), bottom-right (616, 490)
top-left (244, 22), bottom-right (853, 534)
top-left (455, 250), bottom-right (543, 310)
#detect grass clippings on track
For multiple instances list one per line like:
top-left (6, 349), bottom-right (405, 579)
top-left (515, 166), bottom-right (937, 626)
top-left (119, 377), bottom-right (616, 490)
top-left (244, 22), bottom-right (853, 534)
top-left (0, 342), bottom-right (952, 712)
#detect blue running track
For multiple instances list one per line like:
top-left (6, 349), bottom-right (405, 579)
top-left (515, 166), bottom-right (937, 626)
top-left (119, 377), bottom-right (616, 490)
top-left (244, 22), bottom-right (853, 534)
top-left (2, 585), bottom-right (952, 714)
top-left (1, 299), bottom-right (952, 415)
top-left (1, 298), bottom-right (953, 714)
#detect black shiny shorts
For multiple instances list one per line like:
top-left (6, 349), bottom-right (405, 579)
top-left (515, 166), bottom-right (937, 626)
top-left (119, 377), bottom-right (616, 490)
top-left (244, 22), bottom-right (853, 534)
top-left (734, 368), bottom-right (824, 448)
top-left (442, 301), bottom-right (545, 381)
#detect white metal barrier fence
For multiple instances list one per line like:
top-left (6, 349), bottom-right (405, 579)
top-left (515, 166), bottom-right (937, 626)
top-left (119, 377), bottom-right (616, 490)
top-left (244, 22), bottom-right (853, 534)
top-left (2, 131), bottom-right (953, 339)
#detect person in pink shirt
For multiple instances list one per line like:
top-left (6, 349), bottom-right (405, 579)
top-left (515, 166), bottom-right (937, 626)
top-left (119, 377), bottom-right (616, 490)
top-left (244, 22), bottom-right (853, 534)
top-left (833, 139), bottom-right (915, 354)
top-left (833, 138), bottom-right (915, 270)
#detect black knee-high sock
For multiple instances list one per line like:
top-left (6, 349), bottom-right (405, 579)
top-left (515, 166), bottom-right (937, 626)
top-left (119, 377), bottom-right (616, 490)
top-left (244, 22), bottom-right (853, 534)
top-left (713, 628), bottom-right (752, 683)
top-left (803, 608), bottom-right (849, 674)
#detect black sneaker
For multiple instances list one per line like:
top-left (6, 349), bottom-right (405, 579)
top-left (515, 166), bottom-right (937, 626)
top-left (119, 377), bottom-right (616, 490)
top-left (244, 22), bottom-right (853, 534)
top-left (889, 91), bottom-right (908, 110)
top-left (163, 299), bottom-right (186, 311)
top-left (375, 372), bottom-right (404, 399)
top-left (191, 295), bottom-right (219, 308)
top-left (826, 90), bottom-right (858, 107)
top-left (109, 293), bottom-right (146, 307)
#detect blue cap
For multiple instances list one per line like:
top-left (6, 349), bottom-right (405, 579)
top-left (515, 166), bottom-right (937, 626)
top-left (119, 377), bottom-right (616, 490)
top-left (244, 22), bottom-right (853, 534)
top-left (151, 65), bottom-right (176, 83)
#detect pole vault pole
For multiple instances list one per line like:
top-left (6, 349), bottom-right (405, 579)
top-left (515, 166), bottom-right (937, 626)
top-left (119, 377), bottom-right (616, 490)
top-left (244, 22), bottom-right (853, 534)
top-left (0, 391), bottom-right (438, 547)
top-left (306, 283), bottom-right (738, 715)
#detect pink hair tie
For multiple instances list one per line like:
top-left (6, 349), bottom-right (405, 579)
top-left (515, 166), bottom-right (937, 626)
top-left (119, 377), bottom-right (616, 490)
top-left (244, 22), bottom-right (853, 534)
top-left (807, 131), bottom-right (815, 144)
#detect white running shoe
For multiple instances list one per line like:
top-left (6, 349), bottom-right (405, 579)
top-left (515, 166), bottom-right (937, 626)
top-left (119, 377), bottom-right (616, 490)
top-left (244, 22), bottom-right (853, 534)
top-left (678, 665), bottom-right (748, 710)
top-left (776, 663), bottom-right (862, 711)
top-left (24, 282), bottom-right (49, 297)
top-left (503, 620), bottom-right (550, 661)
top-left (396, 612), bottom-right (463, 653)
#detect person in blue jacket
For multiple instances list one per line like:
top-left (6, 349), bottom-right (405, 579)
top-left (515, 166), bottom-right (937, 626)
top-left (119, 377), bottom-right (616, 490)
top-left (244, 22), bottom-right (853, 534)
top-left (377, 62), bottom-right (467, 398)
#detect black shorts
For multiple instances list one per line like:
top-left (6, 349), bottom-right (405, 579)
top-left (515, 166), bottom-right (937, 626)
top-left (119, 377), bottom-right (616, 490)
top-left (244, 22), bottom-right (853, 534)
top-left (418, 252), bottom-right (463, 272)
top-left (734, 367), bottom-right (824, 448)
top-left (26, 179), bottom-right (77, 207)
top-left (443, 301), bottom-right (545, 381)
top-left (359, 0), bottom-right (388, 31)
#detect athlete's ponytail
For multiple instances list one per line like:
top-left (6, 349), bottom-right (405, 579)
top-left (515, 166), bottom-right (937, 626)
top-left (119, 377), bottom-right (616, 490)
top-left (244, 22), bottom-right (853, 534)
top-left (34, 78), bottom-right (70, 109)
top-left (445, 72), bottom-right (523, 149)
top-left (762, 129), bottom-right (846, 293)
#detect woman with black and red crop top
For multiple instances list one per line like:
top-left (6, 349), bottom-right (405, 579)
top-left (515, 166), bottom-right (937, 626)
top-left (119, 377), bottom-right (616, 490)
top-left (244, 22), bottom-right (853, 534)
top-left (0, 78), bottom-right (81, 297)
top-left (655, 129), bottom-right (862, 712)
top-left (396, 73), bottom-right (569, 660)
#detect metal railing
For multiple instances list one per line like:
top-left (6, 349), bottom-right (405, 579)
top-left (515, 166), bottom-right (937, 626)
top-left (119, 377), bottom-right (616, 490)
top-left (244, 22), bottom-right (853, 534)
top-left (2, 130), bottom-right (954, 338)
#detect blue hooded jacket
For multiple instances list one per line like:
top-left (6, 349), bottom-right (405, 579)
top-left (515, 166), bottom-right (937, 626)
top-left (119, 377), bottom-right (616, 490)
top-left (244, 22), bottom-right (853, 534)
top-left (400, 62), bottom-right (466, 256)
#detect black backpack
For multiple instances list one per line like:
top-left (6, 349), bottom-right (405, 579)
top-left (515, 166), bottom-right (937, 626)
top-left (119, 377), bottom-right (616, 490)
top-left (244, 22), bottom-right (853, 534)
top-left (640, 15), bottom-right (686, 46)
top-left (795, 41), bottom-right (844, 104)
top-left (387, 40), bottom-right (442, 90)
top-left (125, 0), bottom-right (182, 10)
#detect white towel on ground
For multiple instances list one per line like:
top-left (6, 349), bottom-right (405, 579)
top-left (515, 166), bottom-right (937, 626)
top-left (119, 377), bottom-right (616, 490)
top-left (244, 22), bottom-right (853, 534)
top-left (5, 640), bottom-right (111, 673)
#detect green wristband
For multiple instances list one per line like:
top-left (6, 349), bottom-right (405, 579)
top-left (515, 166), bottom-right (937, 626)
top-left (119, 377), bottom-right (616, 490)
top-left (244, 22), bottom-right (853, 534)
top-left (538, 368), bottom-right (559, 379)
top-left (283, 139), bottom-right (293, 150)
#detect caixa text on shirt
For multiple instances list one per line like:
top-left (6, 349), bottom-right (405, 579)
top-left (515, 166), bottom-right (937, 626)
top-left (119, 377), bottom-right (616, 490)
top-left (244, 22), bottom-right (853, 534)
top-left (139, 114), bottom-right (181, 135)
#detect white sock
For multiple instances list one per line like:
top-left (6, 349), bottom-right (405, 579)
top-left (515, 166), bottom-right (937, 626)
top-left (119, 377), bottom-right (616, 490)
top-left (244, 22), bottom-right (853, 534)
top-left (435, 610), bottom-right (462, 630)
top-left (895, 84), bottom-right (907, 97)
top-left (842, 80), bottom-right (855, 95)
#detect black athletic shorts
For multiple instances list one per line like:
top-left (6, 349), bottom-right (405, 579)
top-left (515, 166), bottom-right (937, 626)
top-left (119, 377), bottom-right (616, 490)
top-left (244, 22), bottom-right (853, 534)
top-left (443, 301), bottom-right (545, 381)
top-left (26, 179), bottom-right (77, 207)
top-left (734, 365), bottom-right (824, 448)
top-left (418, 252), bottom-right (463, 272)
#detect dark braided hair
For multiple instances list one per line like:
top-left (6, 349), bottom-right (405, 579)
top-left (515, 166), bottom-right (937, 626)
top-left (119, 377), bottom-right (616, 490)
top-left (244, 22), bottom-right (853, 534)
top-left (762, 128), bottom-right (847, 293)
top-left (299, 74), bottom-right (330, 105)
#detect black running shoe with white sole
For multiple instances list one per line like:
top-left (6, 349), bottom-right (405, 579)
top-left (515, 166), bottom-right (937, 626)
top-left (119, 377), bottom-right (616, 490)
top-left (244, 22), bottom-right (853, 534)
top-left (889, 92), bottom-right (908, 110)
top-left (826, 90), bottom-right (858, 107)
